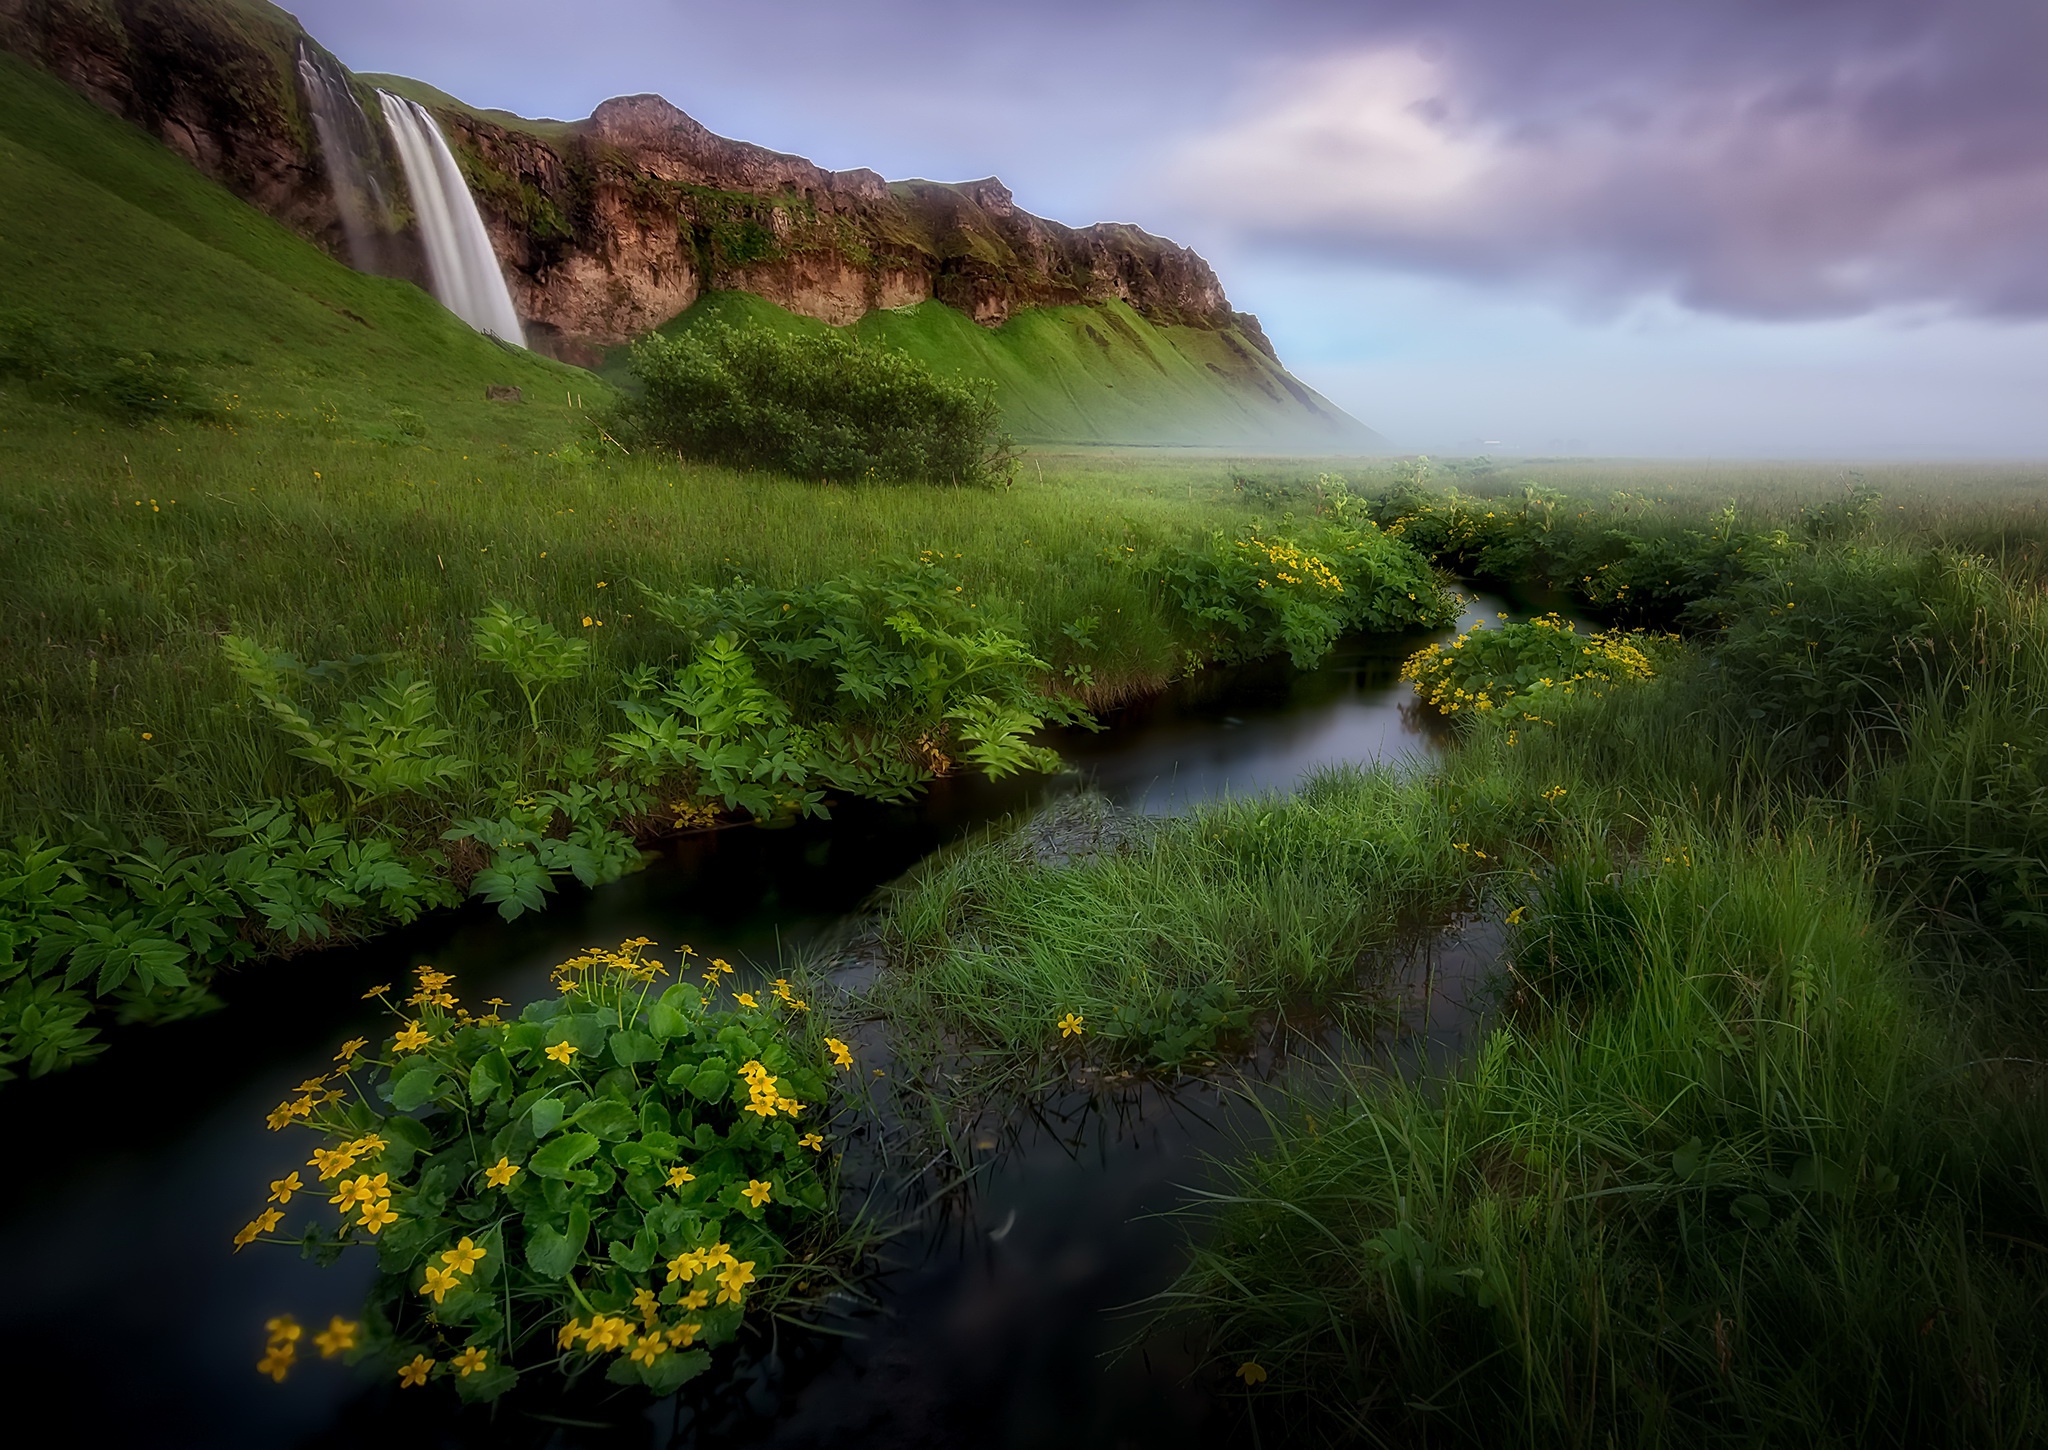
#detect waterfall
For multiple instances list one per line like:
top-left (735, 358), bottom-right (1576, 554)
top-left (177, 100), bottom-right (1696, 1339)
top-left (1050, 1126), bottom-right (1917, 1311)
top-left (296, 45), bottom-right (391, 274)
top-left (377, 91), bottom-right (526, 346)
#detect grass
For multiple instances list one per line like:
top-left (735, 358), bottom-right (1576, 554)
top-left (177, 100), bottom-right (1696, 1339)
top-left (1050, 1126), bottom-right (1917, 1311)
top-left (875, 769), bottom-right (1473, 1073)
top-left (857, 499), bottom-right (2048, 1445)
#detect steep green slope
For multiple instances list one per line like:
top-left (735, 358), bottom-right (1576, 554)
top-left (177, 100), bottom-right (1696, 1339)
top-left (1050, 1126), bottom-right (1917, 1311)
top-left (0, 52), bottom-right (586, 443)
top-left (630, 291), bottom-right (1388, 451)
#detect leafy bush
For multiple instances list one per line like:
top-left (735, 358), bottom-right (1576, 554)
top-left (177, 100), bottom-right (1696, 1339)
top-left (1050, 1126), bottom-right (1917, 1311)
top-left (621, 560), bottom-right (1090, 816)
top-left (1162, 518), bottom-right (1458, 668)
top-left (237, 943), bottom-right (851, 1401)
top-left (621, 322), bottom-right (1013, 487)
top-left (1701, 548), bottom-right (2000, 775)
top-left (1401, 614), bottom-right (1670, 721)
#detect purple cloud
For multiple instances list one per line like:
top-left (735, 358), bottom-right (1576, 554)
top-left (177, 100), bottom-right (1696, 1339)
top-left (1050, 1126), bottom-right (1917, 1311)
top-left (1154, 0), bottom-right (2048, 319)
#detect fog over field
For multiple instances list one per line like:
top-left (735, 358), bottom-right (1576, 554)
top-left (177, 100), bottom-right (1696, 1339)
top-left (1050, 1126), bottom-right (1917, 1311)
top-left (291, 0), bottom-right (2048, 457)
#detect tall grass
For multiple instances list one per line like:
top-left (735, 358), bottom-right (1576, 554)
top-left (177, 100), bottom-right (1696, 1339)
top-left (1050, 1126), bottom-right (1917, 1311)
top-left (876, 770), bottom-right (1473, 1069)
top-left (1164, 822), bottom-right (2047, 1447)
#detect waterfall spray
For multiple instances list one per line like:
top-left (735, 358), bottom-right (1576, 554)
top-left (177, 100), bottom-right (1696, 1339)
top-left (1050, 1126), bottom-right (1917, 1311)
top-left (378, 92), bottom-right (525, 346)
top-left (297, 46), bottom-right (392, 274)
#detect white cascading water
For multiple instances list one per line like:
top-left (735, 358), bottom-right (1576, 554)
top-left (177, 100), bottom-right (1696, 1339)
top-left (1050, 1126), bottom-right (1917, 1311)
top-left (298, 45), bottom-right (390, 275)
top-left (377, 91), bottom-right (525, 346)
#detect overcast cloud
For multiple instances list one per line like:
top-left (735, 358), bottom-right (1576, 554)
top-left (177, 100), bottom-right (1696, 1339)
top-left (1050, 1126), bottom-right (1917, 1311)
top-left (289, 0), bottom-right (2048, 455)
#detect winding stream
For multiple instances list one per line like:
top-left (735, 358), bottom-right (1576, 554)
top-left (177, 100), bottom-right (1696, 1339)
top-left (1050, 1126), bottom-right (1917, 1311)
top-left (3, 596), bottom-right (1516, 1448)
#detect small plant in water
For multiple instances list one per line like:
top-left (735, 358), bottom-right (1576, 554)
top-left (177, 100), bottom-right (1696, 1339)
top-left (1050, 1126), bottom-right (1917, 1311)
top-left (237, 941), bottom-right (850, 1400)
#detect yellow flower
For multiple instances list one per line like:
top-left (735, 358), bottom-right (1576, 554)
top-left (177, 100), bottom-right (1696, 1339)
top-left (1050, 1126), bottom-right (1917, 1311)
top-left (799, 1132), bottom-right (823, 1151)
top-left (265, 1315), bottom-right (303, 1345)
top-left (825, 1037), bottom-right (854, 1070)
top-left (350, 1133), bottom-right (389, 1156)
top-left (267, 1172), bottom-right (302, 1205)
top-left (734, 992), bottom-right (758, 1009)
top-left (667, 1165), bottom-right (695, 1188)
top-left (356, 1199), bottom-right (399, 1234)
top-left (361, 983), bottom-right (392, 999)
top-left (334, 1037), bottom-right (368, 1062)
top-left (544, 1041), bottom-right (578, 1065)
top-left (628, 1333), bottom-right (666, 1366)
top-left (313, 1317), bottom-right (359, 1358)
top-left (556, 1319), bottom-right (586, 1350)
top-left (484, 1156), bottom-right (520, 1189)
top-left (715, 1259), bottom-right (757, 1305)
top-left (420, 1265), bottom-right (461, 1304)
top-left (256, 1344), bottom-right (294, 1382)
top-left (742, 1179), bottom-right (773, 1209)
top-left (1237, 1359), bottom-right (1268, 1385)
top-left (1058, 1012), bottom-right (1085, 1039)
top-left (584, 1316), bottom-right (631, 1352)
top-left (452, 1346), bottom-right (489, 1377)
top-left (232, 1220), bottom-right (262, 1252)
top-left (441, 1237), bottom-right (487, 1275)
top-left (264, 1103), bottom-right (295, 1132)
top-left (680, 1288), bottom-right (709, 1311)
top-left (673, 1321), bottom-right (703, 1347)
top-left (392, 1023), bottom-right (431, 1053)
top-left (398, 1353), bottom-right (434, 1387)
top-left (666, 1249), bottom-right (705, 1283)
top-left (632, 1286), bottom-right (660, 1323)
top-left (251, 1207), bottom-right (284, 1235)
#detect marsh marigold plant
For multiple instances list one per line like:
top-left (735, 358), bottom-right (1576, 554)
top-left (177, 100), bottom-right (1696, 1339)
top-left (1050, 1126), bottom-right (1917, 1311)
top-left (1401, 614), bottom-right (1670, 721)
top-left (237, 941), bottom-right (840, 1401)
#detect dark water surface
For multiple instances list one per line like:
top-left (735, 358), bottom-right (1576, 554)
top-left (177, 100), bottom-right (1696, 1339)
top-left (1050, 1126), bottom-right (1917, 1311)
top-left (2, 599), bottom-right (1511, 1448)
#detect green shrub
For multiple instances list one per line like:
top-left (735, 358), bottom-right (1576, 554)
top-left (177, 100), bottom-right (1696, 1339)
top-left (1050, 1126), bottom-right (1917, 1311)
top-left (1402, 614), bottom-right (1672, 721)
top-left (621, 322), bottom-right (1013, 487)
top-left (1161, 518), bottom-right (1457, 669)
top-left (236, 942), bottom-right (850, 1401)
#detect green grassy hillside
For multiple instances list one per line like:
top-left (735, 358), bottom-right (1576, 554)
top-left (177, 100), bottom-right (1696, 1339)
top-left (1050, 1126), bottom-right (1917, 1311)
top-left (0, 51), bottom-right (586, 445)
top-left (622, 290), bottom-right (1388, 451)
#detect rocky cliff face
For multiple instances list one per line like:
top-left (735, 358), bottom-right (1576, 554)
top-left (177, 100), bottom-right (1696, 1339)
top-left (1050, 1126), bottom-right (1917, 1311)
top-left (0, 0), bottom-right (1272, 362)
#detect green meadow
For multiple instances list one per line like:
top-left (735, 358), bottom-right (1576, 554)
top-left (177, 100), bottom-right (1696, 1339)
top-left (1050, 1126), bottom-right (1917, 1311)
top-left (3, 37), bottom-right (2046, 1445)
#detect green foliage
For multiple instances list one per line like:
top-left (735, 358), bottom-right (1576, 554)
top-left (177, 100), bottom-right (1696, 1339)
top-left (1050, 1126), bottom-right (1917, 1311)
top-left (1402, 614), bottom-right (1671, 721)
top-left (243, 943), bottom-right (848, 1401)
top-left (620, 321), bottom-right (1014, 487)
top-left (619, 561), bottom-right (1090, 815)
top-left (1161, 517), bottom-right (1459, 668)
top-left (472, 604), bottom-right (590, 732)
top-left (1366, 483), bottom-right (1800, 622)
top-left (224, 637), bottom-right (472, 810)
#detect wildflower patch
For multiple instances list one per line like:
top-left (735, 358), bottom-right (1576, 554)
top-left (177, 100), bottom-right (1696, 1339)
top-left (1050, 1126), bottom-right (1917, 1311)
top-left (1401, 614), bottom-right (1670, 721)
top-left (238, 941), bottom-right (853, 1401)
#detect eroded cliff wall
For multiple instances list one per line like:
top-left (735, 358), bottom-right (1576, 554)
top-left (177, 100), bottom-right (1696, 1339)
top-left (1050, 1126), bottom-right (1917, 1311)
top-left (1, 0), bottom-right (1270, 364)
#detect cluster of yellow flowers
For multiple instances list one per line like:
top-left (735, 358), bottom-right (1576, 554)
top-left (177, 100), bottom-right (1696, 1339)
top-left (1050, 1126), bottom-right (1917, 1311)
top-left (256, 1314), bottom-right (360, 1383)
top-left (238, 1127), bottom-right (397, 1247)
top-left (1402, 616), bottom-right (1661, 719)
top-left (1237, 538), bottom-right (1345, 594)
top-left (670, 797), bottom-right (722, 831)
top-left (740, 1059), bottom-right (804, 1119)
top-left (825, 1036), bottom-right (855, 1070)
top-left (418, 1236), bottom-right (488, 1304)
top-left (553, 937), bottom-right (667, 994)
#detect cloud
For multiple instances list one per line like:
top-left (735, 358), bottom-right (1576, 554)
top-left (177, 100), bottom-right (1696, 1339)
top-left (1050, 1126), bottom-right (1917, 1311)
top-left (1156, 2), bottom-right (2048, 320)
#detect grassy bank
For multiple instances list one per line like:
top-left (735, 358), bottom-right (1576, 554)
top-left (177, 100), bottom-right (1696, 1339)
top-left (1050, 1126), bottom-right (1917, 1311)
top-left (860, 484), bottom-right (2048, 1445)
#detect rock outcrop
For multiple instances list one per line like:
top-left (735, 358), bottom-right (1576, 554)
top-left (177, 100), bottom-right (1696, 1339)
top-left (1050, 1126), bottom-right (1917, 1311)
top-left (1, 0), bottom-right (1267, 362)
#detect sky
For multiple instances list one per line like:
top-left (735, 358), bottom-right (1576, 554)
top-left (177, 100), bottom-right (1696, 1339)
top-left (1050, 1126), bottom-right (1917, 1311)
top-left (291, 0), bottom-right (2048, 457)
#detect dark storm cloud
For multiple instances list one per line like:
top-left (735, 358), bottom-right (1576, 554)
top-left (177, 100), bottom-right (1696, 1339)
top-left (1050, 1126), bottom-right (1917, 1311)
top-left (292, 0), bottom-right (2048, 320)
